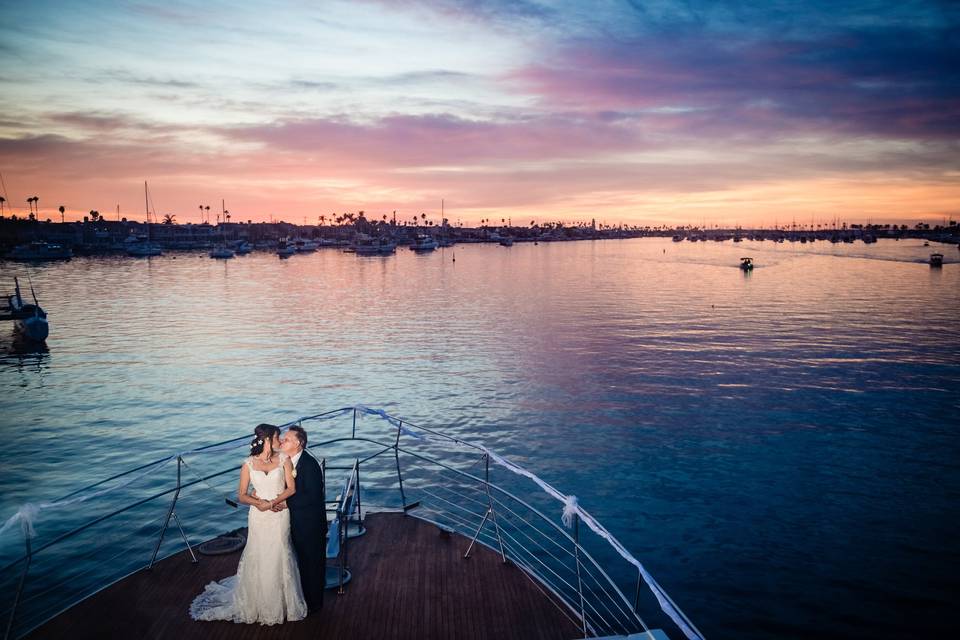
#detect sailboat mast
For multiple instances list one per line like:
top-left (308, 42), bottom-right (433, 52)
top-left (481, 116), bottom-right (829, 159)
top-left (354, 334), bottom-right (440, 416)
top-left (144, 181), bottom-right (149, 224)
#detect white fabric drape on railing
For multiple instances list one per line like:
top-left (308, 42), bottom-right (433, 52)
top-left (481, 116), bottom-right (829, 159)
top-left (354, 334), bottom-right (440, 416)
top-left (354, 405), bottom-right (704, 640)
top-left (0, 439), bottom-right (254, 541)
top-left (0, 405), bottom-right (703, 640)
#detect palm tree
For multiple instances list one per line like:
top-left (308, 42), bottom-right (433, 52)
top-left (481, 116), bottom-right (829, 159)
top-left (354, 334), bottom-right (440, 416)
top-left (198, 204), bottom-right (204, 222)
top-left (204, 205), bottom-right (210, 222)
top-left (162, 213), bottom-right (176, 225)
top-left (59, 205), bottom-right (65, 223)
top-left (89, 210), bottom-right (100, 222)
top-left (0, 196), bottom-right (6, 216)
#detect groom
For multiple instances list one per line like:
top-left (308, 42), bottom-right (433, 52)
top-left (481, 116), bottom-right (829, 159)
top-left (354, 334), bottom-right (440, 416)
top-left (275, 425), bottom-right (327, 613)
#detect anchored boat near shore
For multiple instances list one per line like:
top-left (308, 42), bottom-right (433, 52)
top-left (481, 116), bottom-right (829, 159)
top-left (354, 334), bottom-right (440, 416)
top-left (276, 239), bottom-right (296, 257)
top-left (127, 182), bottom-right (163, 256)
top-left (409, 234), bottom-right (438, 252)
top-left (353, 235), bottom-right (397, 255)
top-left (0, 407), bottom-right (703, 640)
top-left (5, 242), bottom-right (72, 262)
top-left (1, 278), bottom-right (48, 342)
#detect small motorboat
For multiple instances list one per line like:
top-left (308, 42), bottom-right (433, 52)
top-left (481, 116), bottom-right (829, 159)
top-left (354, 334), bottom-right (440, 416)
top-left (410, 234), bottom-right (438, 252)
top-left (293, 238), bottom-right (318, 252)
top-left (232, 241), bottom-right (252, 255)
top-left (929, 253), bottom-right (944, 267)
top-left (7, 241), bottom-right (73, 261)
top-left (277, 239), bottom-right (296, 257)
top-left (2, 277), bottom-right (48, 341)
top-left (499, 236), bottom-right (514, 247)
top-left (355, 237), bottom-right (397, 255)
top-left (209, 245), bottom-right (235, 259)
top-left (740, 257), bottom-right (754, 271)
top-left (125, 235), bottom-right (162, 257)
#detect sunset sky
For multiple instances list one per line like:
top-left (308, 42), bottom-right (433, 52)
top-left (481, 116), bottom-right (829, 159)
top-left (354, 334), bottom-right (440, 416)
top-left (0, 1), bottom-right (957, 226)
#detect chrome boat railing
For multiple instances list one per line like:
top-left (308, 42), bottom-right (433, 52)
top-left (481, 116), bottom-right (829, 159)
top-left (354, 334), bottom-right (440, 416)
top-left (0, 406), bottom-right (703, 640)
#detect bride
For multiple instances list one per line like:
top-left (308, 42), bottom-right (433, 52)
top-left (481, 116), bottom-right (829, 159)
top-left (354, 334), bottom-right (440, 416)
top-left (190, 424), bottom-right (308, 625)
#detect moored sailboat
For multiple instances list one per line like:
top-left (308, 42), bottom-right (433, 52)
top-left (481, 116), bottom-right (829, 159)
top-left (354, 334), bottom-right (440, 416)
top-left (127, 182), bottom-right (162, 257)
top-left (2, 277), bottom-right (49, 341)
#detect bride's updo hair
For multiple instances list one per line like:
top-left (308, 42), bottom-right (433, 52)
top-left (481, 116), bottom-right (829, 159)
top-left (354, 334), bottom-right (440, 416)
top-left (250, 424), bottom-right (280, 456)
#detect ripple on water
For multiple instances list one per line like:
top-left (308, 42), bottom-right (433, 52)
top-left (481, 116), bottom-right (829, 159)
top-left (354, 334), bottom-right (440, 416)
top-left (0, 238), bottom-right (958, 639)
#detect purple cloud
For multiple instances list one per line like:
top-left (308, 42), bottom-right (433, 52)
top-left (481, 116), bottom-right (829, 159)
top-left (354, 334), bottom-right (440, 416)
top-left (510, 26), bottom-right (960, 140)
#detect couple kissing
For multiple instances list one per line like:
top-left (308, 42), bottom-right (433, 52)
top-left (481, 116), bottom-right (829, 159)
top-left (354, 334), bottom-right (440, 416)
top-left (190, 423), bottom-right (326, 625)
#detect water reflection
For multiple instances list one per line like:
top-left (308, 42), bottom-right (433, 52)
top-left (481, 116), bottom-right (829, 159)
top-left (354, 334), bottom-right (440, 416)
top-left (0, 333), bottom-right (48, 377)
top-left (0, 239), bottom-right (958, 639)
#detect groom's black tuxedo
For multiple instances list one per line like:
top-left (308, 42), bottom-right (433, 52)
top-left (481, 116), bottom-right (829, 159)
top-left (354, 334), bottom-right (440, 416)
top-left (287, 450), bottom-right (327, 611)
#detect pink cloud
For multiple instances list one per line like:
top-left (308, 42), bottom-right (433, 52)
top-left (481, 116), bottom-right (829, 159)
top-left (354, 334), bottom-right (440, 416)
top-left (221, 112), bottom-right (646, 167)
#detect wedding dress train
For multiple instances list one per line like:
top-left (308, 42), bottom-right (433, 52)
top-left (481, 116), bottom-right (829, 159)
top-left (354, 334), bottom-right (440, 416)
top-left (189, 454), bottom-right (308, 625)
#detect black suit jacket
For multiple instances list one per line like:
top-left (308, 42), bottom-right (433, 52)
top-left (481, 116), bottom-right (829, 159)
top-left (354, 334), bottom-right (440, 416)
top-left (287, 450), bottom-right (326, 519)
top-left (286, 449), bottom-right (327, 610)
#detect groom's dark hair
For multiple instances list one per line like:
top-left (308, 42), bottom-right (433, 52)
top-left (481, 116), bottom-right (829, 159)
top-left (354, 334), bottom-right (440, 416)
top-left (287, 425), bottom-right (307, 449)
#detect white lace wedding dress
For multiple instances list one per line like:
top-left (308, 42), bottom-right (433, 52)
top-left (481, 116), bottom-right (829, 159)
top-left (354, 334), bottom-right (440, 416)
top-left (189, 453), bottom-right (308, 625)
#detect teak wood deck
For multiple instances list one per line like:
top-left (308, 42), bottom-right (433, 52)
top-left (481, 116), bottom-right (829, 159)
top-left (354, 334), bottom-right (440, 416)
top-left (27, 512), bottom-right (581, 640)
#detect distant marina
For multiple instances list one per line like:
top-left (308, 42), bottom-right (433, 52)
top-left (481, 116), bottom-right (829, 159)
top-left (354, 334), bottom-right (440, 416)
top-left (1, 233), bottom-right (958, 640)
top-left (2, 214), bottom-right (958, 261)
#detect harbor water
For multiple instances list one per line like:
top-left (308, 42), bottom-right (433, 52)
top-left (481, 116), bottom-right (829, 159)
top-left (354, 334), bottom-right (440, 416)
top-left (1, 237), bottom-right (958, 638)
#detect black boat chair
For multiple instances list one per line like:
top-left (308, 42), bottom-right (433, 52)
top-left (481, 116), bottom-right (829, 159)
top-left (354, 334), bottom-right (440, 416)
top-left (325, 459), bottom-right (361, 593)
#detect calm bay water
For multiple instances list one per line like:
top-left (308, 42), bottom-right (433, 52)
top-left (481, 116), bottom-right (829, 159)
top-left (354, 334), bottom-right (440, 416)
top-left (1, 238), bottom-right (958, 638)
